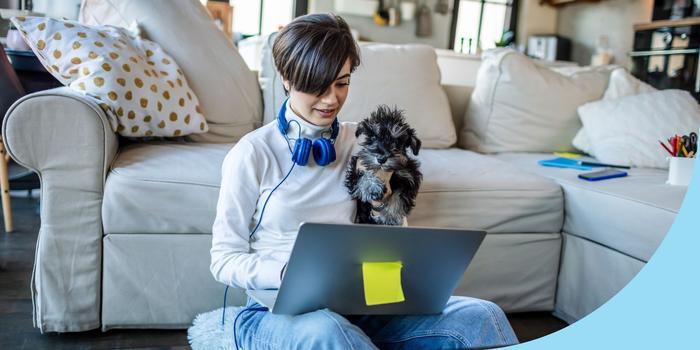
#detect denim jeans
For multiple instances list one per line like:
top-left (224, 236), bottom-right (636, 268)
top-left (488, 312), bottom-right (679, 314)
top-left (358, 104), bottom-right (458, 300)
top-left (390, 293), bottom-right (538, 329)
top-left (235, 296), bottom-right (518, 349)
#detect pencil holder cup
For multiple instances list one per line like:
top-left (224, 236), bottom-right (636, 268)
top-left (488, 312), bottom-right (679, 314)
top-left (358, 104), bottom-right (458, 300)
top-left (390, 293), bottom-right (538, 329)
top-left (667, 157), bottom-right (695, 186)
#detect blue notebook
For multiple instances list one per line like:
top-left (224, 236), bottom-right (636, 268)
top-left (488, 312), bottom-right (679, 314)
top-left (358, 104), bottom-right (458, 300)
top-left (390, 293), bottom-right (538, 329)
top-left (538, 157), bottom-right (593, 171)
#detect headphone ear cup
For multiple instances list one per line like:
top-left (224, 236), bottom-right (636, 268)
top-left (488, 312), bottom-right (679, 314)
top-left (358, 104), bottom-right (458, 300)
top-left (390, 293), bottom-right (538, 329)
top-left (313, 138), bottom-right (336, 166)
top-left (292, 138), bottom-right (312, 166)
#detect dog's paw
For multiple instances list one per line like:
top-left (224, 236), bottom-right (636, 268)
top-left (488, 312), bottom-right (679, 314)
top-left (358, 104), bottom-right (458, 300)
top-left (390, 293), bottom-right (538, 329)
top-left (371, 210), bottom-right (404, 226)
top-left (364, 180), bottom-right (386, 202)
top-left (370, 183), bottom-right (386, 201)
top-left (356, 173), bottom-right (386, 202)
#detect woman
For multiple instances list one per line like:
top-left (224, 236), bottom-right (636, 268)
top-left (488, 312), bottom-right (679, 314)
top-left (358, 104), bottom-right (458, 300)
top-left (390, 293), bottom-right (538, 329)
top-left (210, 13), bottom-right (518, 349)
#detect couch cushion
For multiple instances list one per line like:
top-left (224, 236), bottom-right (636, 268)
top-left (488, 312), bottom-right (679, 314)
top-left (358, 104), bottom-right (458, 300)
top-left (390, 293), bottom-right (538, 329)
top-left (460, 49), bottom-right (612, 153)
top-left (80, 0), bottom-right (262, 143)
top-left (491, 153), bottom-right (685, 261)
top-left (103, 141), bottom-right (231, 234)
top-left (409, 149), bottom-right (563, 233)
top-left (339, 44), bottom-right (456, 149)
top-left (103, 144), bottom-right (563, 235)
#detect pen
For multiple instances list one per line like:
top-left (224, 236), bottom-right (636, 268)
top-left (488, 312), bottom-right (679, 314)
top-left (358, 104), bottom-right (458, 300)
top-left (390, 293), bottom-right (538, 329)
top-left (659, 140), bottom-right (674, 156)
top-left (670, 136), bottom-right (677, 156)
top-left (577, 160), bottom-right (631, 169)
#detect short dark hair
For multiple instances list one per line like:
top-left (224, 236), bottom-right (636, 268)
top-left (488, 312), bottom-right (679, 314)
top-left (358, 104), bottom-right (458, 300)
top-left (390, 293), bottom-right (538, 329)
top-left (272, 13), bottom-right (360, 96)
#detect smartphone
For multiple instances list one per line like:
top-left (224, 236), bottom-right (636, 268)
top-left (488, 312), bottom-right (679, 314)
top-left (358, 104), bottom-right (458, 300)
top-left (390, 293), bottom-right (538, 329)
top-left (578, 169), bottom-right (628, 181)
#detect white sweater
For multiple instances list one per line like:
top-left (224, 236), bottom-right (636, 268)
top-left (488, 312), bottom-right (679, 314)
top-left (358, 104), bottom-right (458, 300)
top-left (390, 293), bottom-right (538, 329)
top-left (210, 101), bottom-right (359, 290)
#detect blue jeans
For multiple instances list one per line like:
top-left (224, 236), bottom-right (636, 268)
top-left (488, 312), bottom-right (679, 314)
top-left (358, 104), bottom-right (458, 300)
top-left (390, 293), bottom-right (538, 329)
top-left (236, 296), bottom-right (518, 349)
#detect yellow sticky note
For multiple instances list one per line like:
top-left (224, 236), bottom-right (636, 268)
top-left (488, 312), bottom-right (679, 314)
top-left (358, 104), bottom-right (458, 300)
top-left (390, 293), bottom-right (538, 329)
top-left (362, 261), bottom-right (405, 306)
top-left (554, 152), bottom-right (584, 159)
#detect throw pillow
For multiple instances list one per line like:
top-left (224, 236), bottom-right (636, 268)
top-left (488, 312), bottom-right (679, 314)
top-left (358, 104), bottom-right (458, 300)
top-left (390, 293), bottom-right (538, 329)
top-left (340, 44), bottom-right (456, 149)
top-left (572, 68), bottom-right (657, 154)
top-left (10, 16), bottom-right (208, 138)
top-left (460, 49), bottom-right (613, 153)
top-left (78, 0), bottom-right (262, 143)
top-left (580, 89), bottom-right (700, 169)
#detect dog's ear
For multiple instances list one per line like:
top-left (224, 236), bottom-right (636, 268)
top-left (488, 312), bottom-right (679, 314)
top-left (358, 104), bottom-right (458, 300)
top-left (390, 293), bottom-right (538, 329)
top-left (356, 120), bottom-right (369, 138)
top-left (408, 129), bottom-right (421, 156)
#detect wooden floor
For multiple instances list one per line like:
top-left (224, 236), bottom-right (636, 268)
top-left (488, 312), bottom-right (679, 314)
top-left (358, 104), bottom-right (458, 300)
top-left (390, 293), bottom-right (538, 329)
top-left (0, 195), bottom-right (568, 349)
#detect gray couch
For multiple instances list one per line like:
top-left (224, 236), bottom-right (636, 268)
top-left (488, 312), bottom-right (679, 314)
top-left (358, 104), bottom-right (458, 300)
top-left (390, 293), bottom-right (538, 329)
top-left (2, 0), bottom-right (684, 333)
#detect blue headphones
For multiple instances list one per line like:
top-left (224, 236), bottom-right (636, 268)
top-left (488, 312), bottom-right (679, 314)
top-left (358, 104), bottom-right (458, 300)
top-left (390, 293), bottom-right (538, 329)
top-left (277, 99), bottom-right (339, 166)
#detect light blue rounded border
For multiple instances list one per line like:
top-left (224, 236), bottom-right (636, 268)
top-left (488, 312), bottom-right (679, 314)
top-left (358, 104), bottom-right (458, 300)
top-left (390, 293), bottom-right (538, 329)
top-left (506, 150), bottom-right (700, 349)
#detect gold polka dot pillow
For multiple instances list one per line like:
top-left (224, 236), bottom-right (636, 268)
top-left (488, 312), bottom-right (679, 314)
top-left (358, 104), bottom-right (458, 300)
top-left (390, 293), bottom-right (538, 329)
top-left (10, 16), bottom-right (209, 137)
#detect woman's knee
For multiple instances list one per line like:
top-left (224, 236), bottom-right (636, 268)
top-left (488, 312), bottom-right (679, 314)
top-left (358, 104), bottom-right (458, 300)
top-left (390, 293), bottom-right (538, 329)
top-left (292, 310), bottom-right (344, 336)
top-left (444, 297), bottom-right (519, 346)
top-left (447, 297), bottom-right (504, 321)
top-left (289, 309), bottom-right (369, 348)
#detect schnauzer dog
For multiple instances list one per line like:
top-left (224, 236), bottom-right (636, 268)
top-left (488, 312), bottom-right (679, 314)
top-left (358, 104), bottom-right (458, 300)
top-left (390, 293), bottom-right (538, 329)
top-left (345, 105), bottom-right (423, 225)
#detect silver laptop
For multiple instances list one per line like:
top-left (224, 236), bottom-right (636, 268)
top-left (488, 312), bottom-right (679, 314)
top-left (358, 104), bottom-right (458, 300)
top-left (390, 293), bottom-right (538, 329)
top-left (247, 222), bottom-right (486, 315)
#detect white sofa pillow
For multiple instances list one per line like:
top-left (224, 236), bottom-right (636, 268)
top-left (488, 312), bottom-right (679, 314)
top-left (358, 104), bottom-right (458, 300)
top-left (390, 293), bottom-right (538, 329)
top-left (581, 89), bottom-right (700, 169)
top-left (259, 33), bottom-right (287, 126)
top-left (259, 40), bottom-right (456, 149)
top-left (460, 49), bottom-right (612, 153)
top-left (572, 68), bottom-right (657, 154)
top-left (602, 68), bottom-right (657, 100)
top-left (339, 44), bottom-right (456, 148)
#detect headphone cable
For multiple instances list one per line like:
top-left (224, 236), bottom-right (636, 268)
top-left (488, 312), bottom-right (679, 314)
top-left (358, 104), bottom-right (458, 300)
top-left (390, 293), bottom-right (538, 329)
top-left (220, 111), bottom-right (305, 348)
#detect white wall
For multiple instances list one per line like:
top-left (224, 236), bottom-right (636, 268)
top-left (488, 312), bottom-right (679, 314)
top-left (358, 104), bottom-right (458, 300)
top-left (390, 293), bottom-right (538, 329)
top-left (556, 0), bottom-right (653, 67)
top-left (516, 0), bottom-right (558, 46)
top-left (31, 0), bottom-right (81, 20)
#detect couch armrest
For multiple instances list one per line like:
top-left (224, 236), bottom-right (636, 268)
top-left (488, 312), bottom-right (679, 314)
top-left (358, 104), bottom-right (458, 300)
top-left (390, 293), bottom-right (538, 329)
top-left (2, 87), bottom-right (119, 332)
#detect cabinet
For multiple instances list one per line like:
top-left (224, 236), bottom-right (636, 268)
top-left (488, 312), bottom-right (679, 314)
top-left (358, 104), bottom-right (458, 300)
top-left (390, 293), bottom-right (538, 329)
top-left (5, 49), bottom-right (62, 93)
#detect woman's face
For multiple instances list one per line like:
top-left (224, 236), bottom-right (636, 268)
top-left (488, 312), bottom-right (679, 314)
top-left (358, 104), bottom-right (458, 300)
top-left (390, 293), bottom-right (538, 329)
top-left (284, 59), bottom-right (352, 127)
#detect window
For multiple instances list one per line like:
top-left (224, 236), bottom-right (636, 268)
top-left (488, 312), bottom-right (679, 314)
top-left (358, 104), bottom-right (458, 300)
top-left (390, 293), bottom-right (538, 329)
top-left (450, 0), bottom-right (518, 54)
top-left (228, 0), bottom-right (306, 37)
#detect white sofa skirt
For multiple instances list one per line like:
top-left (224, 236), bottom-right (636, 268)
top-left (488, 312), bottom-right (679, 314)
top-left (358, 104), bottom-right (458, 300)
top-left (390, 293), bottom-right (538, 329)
top-left (554, 233), bottom-right (645, 324)
top-left (102, 232), bottom-right (561, 330)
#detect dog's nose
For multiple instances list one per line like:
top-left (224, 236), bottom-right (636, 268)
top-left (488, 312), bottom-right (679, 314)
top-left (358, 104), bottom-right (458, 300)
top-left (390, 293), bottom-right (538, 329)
top-left (378, 156), bottom-right (388, 164)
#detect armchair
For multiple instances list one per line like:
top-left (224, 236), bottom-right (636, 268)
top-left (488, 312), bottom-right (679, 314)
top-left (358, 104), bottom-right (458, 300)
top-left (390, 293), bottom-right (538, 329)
top-left (3, 0), bottom-right (261, 332)
top-left (3, 87), bottom-right (118, 331)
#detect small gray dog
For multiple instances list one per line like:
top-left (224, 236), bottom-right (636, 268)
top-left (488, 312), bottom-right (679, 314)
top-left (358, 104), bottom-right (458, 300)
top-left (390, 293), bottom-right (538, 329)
top-left (345, 105), bottom-right (422, 225)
